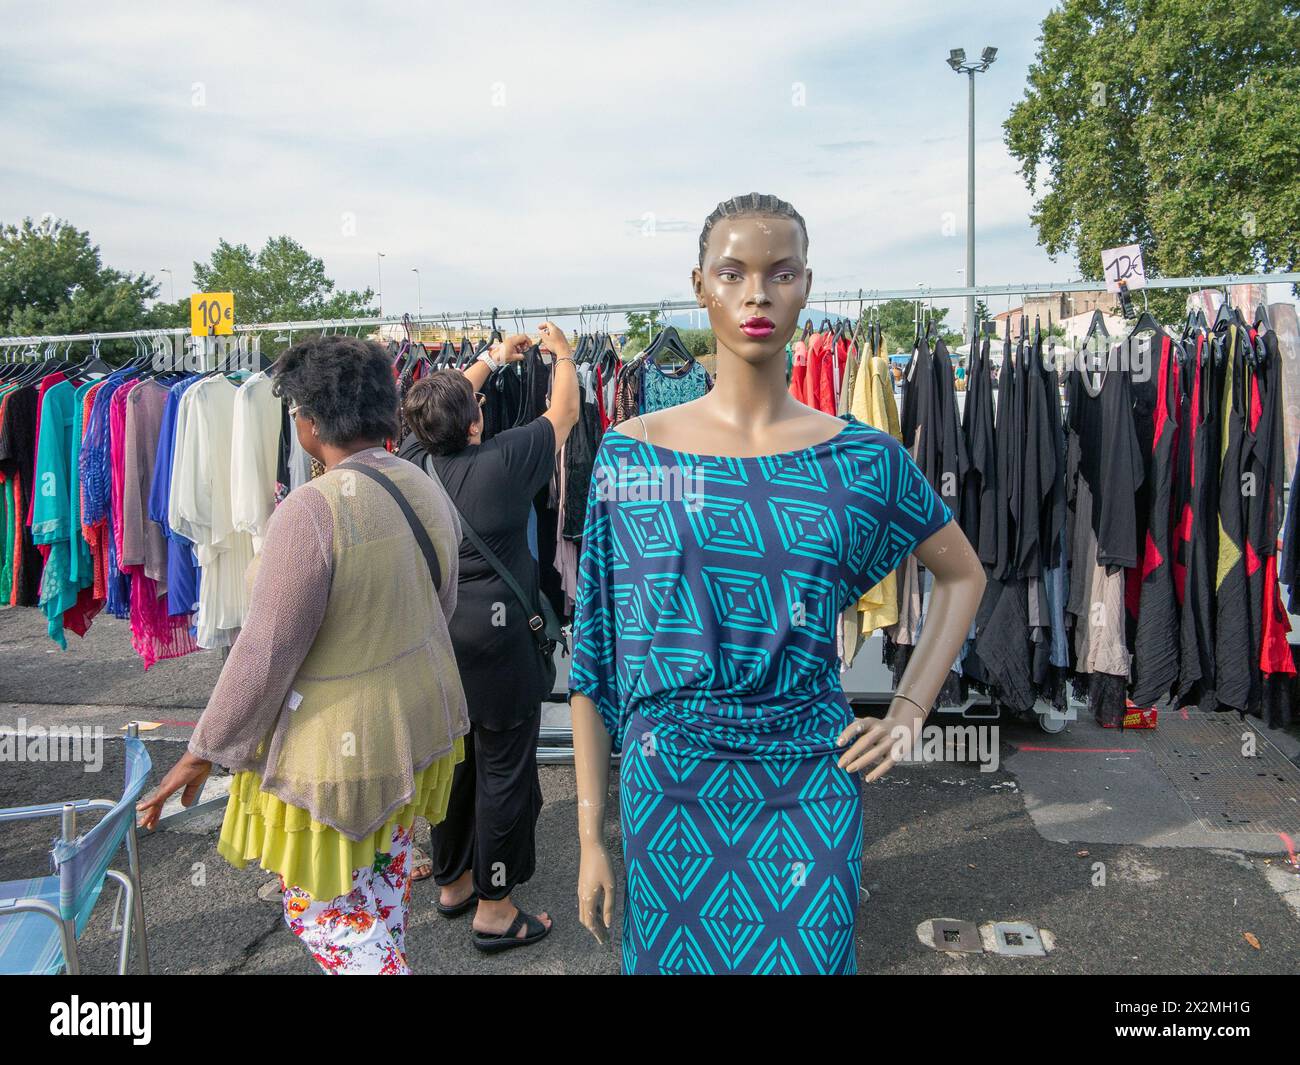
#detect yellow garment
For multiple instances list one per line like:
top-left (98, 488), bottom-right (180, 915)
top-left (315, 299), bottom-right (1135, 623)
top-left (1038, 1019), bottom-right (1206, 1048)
top-left (217, 737), bottom-right (464, 901)
top-left (848, 346), bottom-right (904, 635)
top-left (1215, 324), bottom-right (1240, 589)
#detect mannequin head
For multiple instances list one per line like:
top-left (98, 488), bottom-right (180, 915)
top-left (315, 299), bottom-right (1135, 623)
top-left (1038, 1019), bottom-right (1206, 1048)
top-left (272, 335), bottom-right (398, 464)
top-left (692, 193), bottom-right (811, 370)
top-left (403, 369), bottom-right (486, 454)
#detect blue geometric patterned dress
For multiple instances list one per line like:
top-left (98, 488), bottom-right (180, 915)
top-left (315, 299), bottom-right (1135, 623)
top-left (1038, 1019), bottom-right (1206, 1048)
top-left (569, 412), bottom-right (952, 974)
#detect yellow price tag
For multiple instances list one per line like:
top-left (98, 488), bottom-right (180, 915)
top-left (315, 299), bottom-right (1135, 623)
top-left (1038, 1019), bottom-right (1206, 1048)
top-left (191, 292), bottom-right (235, 336)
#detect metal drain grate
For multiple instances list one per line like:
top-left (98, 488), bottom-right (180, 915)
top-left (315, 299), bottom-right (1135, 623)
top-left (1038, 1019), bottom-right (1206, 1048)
top-left (1143, 713), bottom-right (1300, 835)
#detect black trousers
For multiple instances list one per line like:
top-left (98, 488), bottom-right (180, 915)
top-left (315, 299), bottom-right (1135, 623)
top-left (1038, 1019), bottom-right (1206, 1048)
top-left (429, 709), bottom-right (543, 901)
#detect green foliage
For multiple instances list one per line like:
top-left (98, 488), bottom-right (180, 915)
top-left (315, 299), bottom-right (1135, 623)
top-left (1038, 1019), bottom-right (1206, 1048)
top-left (1005, 0), bottom-right (1300, 318)
top-left (679, 328), bottom-right (715, 357)
top-left (0, 216), bottom-right (160, 339)
top-left (624, 310), bottom-right (659, 348)
top-left (192, 236), bottom-right (376, 325)
top-left (874, 298), bottom-right (952, 354)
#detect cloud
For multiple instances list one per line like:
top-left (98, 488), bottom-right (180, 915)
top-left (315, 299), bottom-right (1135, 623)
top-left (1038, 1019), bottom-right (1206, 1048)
top-left (0, 0), bottom-right (1075, 322)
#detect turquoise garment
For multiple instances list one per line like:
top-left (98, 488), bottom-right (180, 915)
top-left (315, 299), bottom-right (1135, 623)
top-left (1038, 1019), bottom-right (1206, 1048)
top-left (31, 381), bottom-right (77, 647)
top-left (569, 413), bottom-right (953, 973)
top-left (31, 381), bottom-right (95, 648)
top-left (640, 356), bottom-right (712, 414)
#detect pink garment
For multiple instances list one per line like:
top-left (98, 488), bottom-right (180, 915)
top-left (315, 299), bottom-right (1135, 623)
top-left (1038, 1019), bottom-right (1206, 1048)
top-left (109, 379), bottom-right (138, 573)
top-left (128, 568), bottom-right (200, 670)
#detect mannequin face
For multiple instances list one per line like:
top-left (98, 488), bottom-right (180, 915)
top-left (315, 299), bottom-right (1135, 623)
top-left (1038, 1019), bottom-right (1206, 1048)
top-left (692, 216), bottom-right (811, 367)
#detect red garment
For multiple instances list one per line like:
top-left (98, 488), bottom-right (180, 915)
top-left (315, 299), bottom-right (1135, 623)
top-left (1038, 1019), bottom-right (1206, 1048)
top-left (1172, 334), bottom-right (1203, 607)
top-left (790, 341), bottom-right (810, 406)
top-left (807, 333), bottom-right (839, 414)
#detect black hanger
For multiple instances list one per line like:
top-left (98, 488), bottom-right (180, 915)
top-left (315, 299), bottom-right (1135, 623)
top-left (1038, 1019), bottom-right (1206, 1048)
top-left (644, 322), bottom-right (692, 368)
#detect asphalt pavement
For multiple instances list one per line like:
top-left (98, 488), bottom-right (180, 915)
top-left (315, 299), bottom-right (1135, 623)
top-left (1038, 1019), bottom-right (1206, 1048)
top-left (2, 605), bottom-right (1299, 975)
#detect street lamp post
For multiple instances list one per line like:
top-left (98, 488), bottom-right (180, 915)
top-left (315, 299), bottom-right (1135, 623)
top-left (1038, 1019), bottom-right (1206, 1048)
top-left (377, 252), bottom-right (386, 316)
top-left (161, 268), bottom-right (174, 303)
top-left (946, 45), bottom-right (997, 347)
top-left (411, 268), bottom-right (422, 322)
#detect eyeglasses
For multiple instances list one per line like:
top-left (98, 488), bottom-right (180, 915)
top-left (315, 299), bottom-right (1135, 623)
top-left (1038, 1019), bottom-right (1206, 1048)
top-left (473, 392), bottom-right (486, 408)
top-left (288, 403), bottom-right (303, 418)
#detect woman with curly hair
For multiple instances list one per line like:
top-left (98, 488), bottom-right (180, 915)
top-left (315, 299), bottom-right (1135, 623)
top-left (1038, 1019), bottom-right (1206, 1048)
top-left (138, 335), bottom-right (470, 975)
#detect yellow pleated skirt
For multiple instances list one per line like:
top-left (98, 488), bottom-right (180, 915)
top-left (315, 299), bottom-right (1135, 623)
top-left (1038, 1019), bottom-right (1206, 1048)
top-left (215, 737), bottom-right (465, 901)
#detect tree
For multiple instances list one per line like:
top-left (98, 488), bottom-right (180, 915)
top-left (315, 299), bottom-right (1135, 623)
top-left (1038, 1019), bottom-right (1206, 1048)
top-left (874, 298), bottom-right (953, 354)
top-left (0, 216), bottom-right (160, 339)
top-left (1005, 0), bottom-right (1300, 319)
top-left (191, 236), bottom-right (376, 326)
top-left (624, 310), bottom-right (660, 350)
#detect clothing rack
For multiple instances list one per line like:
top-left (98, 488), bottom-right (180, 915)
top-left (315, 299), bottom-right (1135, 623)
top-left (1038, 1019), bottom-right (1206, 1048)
top-left (2, 271), bottom-right (1297, 349)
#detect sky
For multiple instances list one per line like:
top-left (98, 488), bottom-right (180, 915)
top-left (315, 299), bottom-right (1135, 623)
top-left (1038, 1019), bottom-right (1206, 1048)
top-left (4, 0), bottom-right (1279, 332)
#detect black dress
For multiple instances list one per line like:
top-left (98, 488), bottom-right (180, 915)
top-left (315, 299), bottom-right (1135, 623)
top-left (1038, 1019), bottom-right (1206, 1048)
top-left (398, 416), bottom-right (557, 730)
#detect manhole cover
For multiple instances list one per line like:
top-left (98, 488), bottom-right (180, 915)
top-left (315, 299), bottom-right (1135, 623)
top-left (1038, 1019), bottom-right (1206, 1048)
top-left (990, 921), bottom-right (1047, 957)
top-left (923, 919), bottom-right (982, 953)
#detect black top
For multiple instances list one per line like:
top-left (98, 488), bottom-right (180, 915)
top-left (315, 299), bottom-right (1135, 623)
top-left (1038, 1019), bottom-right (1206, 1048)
top-left (399, 416), bottom-right (556, 730)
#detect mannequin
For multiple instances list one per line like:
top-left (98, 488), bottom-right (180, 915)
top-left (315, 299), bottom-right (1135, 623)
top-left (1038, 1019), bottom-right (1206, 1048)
top-left (570, 193), bottom-right (985, 974)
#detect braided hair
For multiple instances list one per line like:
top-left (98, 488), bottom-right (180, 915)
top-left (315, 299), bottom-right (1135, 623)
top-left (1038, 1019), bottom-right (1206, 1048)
top-left (697, 192), bottom-right (808, 266)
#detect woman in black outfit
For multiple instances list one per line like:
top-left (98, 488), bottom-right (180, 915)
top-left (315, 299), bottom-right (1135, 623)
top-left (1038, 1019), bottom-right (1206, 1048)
top-left (399, 322), bottom-right (578, 951)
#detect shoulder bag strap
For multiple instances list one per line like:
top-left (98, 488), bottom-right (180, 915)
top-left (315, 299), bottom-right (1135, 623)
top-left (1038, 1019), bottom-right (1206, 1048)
top-left (422, 453), bottom-right (546, 634)
top-left (337, 459), bottom-right (442, 593)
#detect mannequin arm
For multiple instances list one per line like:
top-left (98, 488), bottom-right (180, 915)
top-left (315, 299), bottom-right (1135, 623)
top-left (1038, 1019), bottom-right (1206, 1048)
top-left (837, 520), bottom-right (986, 778)
top-left (572, 691), bottom-right (617, 943)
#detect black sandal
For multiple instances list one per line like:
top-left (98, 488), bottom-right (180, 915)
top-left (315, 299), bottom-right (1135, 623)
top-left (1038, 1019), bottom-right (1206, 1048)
top-left (472, 909), bottom-right (552, 953)
top-left (435, 892), bottom-right (477, 919)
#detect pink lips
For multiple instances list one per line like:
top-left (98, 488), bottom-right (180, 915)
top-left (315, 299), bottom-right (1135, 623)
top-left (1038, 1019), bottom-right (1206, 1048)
top-left (740, 317), bottom-right (775, 338)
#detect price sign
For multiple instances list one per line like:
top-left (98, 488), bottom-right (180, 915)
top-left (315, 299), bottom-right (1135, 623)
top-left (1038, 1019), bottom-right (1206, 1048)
top-left (1101, 244), bottom-right (1146, 293)
top-left (191, 292), bottom-right (235, 336)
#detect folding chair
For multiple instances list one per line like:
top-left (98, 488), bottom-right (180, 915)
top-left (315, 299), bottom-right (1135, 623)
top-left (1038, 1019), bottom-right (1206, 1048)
top-left (0, 725), bottom-right (153, 974)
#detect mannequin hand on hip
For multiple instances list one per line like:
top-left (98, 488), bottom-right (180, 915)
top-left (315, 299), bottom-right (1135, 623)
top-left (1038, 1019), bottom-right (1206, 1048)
top-left (836, 699), bottom-right (926, 782)
top-left (578, 843), bottom-right (616, 945)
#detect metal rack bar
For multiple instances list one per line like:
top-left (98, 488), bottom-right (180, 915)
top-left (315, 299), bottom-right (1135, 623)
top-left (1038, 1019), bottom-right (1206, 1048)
top-left (2, 271), bottom-right (1296, 349)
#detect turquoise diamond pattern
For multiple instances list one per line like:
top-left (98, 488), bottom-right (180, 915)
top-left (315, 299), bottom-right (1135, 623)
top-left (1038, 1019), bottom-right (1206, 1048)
top-left (647, 806), bottom-right (713, 901)
top-left (767, 496), bottom-right (842, 565)
top-left (797, 876), bottom-right (857, 974)
top-left (657, 926), bottom-right (714, 974)
top-left (685, 494), bottom-right (765, 557)
top-left (626, 859), bottom-right (669, 951)
top-left (781, 569), bottom-right (838, 644)
top-left (701, 567), bottom-right (778, 634)
top-left (643, 572), bottom-right (705, 634)
top-left (798, 757), bottom-right (859, 850)
top-left (748, 811), bottom-right (817, 912)
top-left (698, 760), bottom-right (764, 845)
top-left (618, 501), bottom-right (683, 558)
top-left (699, 871), bottom-right (765, 970)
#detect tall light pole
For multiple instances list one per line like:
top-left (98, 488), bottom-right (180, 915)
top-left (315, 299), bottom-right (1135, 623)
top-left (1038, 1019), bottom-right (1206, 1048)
top-left (947, 45), bottom-right (997, 346)
top-left (377, 252), bottom-right (386, 316)
top-left (161, 267), bottom-right (174, 303)
top-left (411, 267), bottom-right (422, 322)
